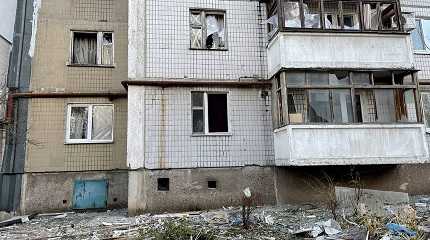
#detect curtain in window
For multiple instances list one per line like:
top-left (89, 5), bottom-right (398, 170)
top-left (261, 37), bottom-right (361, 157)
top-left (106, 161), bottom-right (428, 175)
top-left (363, 4), bottom-right (378, 30)
top-left (206, 15), bottom-right (225, 48)
top-left (73, 34), bottom-right (97, 64)
top-left (284, 1), bottom-right (301, 27)
top-left (92, 106), bottom-right (113, 140)
top-left (70, 107), bottom-right (88, 139)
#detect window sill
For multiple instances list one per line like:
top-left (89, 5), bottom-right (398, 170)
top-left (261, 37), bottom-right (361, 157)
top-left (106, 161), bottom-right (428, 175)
top-left (67, 63), bottom-right (116, 68)
top-left (277, 28), bottom-right (409, 35)
top-left (189, 47), bottom-right (228, 51)
top-left (191, 132), bottom-right (232, 137)
top-left (65, 140), bottom-right (114, 145)
top-left (414, 51), bottom-right (430, 55)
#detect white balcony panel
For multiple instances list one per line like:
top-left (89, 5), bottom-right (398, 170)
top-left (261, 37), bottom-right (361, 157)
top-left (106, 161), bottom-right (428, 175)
top-left (274, 124), bottom-right (429, 166)
top-left (267, 32), bottom-right (414, 78)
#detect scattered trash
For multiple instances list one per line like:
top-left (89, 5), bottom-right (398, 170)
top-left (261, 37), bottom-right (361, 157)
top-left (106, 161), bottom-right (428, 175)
top-left (243, 187), bottom-right (252, 198)
top-left (386, 223), bottom-right (416, 237)
top-left (317, 219), bottom-right (342, 235)
top-left (264, 215), bottom-right (274, 225)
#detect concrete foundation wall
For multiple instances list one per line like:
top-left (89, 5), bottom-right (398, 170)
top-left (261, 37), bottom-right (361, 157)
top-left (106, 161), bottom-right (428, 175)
top-left (275, 164), bottom-right (430, 205)
top-left (20, 170), bottom-right (128, 214)
top-left (128, 166), bottom-right (276, 215)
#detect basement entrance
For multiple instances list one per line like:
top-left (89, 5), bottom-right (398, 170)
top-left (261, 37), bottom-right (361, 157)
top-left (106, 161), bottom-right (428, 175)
top-left (73, 179), bottom-right (108, 209)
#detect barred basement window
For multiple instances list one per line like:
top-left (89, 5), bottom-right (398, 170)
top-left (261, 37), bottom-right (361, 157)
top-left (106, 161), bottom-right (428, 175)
top-left (190, 9), bottom-right (226, 50)
top-left (66, 104), bottom-right (114, 144)
top-left (191, 92), bottom-right (229, 134)
top-left (70, 31), bottom-right (114, 66)
top-left (274, 70), bottom-right (419, 125)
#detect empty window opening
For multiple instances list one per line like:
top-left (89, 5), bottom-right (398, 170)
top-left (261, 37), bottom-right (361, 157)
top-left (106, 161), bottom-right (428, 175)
top-left (303, 0), bottom-right (321, 28)
top-left (190, 10), bottom-right (226, 50)
top-left (157, 178), bottom-right (170, 191)
top-left (373, 71), bottom-right (393, 85)
top-left (66, 104), bottom-right (114, 143)
top-left (71, 31), bottom-right (114, 65)
top-left (208, 180), bottom-right (217, 189)
top-left (191, 92), bottom-right (229, 134)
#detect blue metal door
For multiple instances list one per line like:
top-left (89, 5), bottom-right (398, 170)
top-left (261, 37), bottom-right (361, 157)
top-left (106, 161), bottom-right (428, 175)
top-left (73, 179), bottom-right (108, 209)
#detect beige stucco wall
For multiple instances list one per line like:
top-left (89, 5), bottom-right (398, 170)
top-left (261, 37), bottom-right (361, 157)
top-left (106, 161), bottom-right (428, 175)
top-left (25, 97), bottom-right (127, 172)
top-left (30, 0), bottom-right (128, 93)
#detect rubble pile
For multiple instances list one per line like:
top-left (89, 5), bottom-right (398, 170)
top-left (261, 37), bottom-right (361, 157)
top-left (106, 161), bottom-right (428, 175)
top-left (0, 194), bottom-right (429, 239)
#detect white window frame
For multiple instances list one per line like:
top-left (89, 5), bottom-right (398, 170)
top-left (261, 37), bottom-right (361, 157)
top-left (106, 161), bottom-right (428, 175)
top-left (412, 19), bottom-right (430, 54)
top-left (191, 91), bottom-right (231, 136)
top-left (69, 31), bottom-right (115, 66)
top-left (65, 104), bottom-right (114, 144)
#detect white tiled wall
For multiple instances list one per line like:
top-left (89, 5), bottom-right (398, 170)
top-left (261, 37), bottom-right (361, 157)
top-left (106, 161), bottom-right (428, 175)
top-left (127, 85), bottom-right (274, 169)
top-left (129, 0), bottom-right (267, 80)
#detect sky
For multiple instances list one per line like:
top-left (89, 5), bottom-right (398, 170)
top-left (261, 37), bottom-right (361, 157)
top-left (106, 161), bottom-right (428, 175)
top-left (0, 0), bottom-right (17, 42)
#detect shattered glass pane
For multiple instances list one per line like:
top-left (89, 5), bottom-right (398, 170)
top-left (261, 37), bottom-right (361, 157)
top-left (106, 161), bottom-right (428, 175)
top-left (329, 71), bottom-right (350, 85)
top-left (381, 3), bottom-right (398, 30)
top-left (283, 1), bottom-right (301, 27)
top-left (206, 14), bottom-right (225, 49)
top-left (342, 2), bottom-right (360, 30)
top-left (92, 106), bottom-right (113, 140)
top-left (303, 0), bottom-right (321, 28)
top-left (70, 107), bottom-right (88, 139)
top-left (323, 1), bottom-right (340, 29)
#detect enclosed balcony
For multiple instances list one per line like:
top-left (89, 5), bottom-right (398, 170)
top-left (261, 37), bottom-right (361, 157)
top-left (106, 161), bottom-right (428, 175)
top-left (265, 0), bottom-right (414, 77)
top-left (271, 70), bottom-right (429, 166)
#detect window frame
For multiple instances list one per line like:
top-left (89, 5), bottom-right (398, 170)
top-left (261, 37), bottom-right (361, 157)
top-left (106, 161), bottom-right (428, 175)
top-left (411, 18), bottom-right (430, 54)
top-left (191, 91), bottom-right (231, 136)
top-left (273, 0), bottom-right (403, 33)
top-left (273, 70), bottom-right (420, 128)
top-left (189, 9), bottom-right (228, 51)
top-left (69, 31), bottom-right (115, 67)
top-left (65, 103), bottom-right (115, 144)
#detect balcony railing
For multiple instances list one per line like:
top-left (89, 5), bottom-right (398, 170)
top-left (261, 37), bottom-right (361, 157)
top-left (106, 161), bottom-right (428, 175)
top-left (266, 0), bottom-right (404, 37)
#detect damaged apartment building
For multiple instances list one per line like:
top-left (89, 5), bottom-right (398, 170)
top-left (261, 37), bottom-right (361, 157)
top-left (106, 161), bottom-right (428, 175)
top-left (2, 0), bottom-right (430, 214)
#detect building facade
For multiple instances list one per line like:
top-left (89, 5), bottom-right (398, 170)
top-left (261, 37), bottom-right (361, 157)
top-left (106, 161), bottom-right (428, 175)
top-left (2, 0), bottom-right (430, 214)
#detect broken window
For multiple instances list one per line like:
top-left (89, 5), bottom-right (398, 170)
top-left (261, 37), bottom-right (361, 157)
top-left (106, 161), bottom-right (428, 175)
top-left (66, 104), bottom-right (114, 143)
top-left (71, 31), bottom-right (114, 65)
top-left (276, 0), bottom-right (396, 31)
top-left (191, 92), bottom-right (229, 134)
top-left (411, 19), bottom-right (430, 51)
top-left (283, 0), bottom-right (302, 27)
top-left (421, 92), bottom-right (430, 131)
top-left (274, 70), bottom-right (419, 126)
top-left (190, 10), bottom-right (226, 50)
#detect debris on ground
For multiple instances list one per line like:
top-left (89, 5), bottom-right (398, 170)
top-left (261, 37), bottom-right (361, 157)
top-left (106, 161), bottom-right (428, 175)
top-left (0, 194), bottom-right (429, 239)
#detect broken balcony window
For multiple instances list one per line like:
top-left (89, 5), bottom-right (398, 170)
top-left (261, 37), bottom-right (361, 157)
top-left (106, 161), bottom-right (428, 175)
top-left (67, 104), bottom-right (114, 143)
top-left (264, 13), bottom-right (279, 38)
top-left (303, 0), bottom-right (321, 28)
top-left (342, 2), bottom-right (360, 30)
top-left (323, 1), bottom-right (341, 29)
top-left (381, 3), bottom-right (398, 30)
top-left (288, 89), bottom-right (307, 123)
top-left (275, 70), bottom-right (418, 126)
top-left (411, 19), bottom-right (430, 51)
top-left (283, 0), bottom-right (302, 27)
top-left (190, 10), bottom-right (226, 50)
top-left (72, 32), bottom-right (97, 64)
top-left (363, 3), bottom-right (379, 30)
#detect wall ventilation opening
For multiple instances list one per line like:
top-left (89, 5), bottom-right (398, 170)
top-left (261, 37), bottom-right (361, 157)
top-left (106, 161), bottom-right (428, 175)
top-left (208, 180), bottom-right (217, 189)
top-left (63, 200), bottom-right (67, 204)
top-left (157, 178), bottom-right (170, 191)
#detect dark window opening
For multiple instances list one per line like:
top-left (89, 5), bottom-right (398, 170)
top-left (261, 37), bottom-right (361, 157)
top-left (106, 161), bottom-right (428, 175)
top-left (192, 92), bottom-right (204, 133)
top-left (208, 94), bottom-right (228, 132)
top-left (208, 180), bottom-right (217, 189)
top-left (157, 178), bottom-right (170, 191)
top-left (373, 71), bottom-right (393, 85)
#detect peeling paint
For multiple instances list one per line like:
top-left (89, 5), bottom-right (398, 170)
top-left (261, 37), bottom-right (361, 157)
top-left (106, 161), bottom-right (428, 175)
top-left (28, 0), bottom-right (42, 58)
